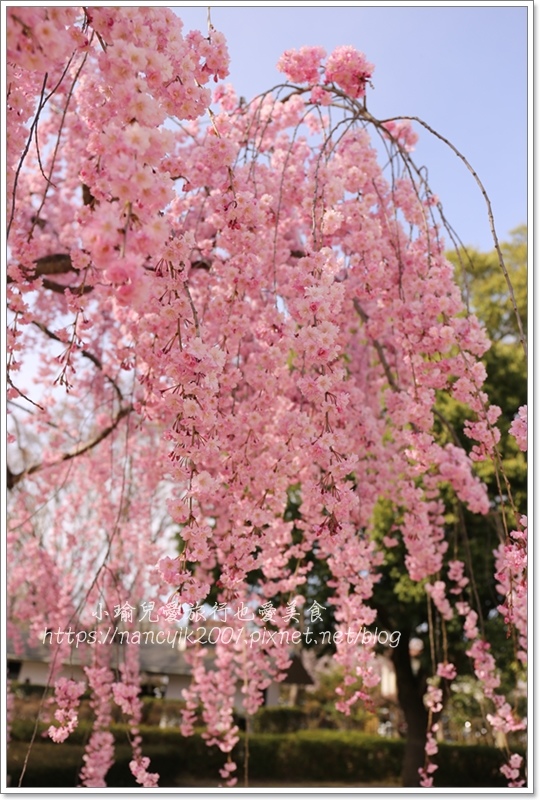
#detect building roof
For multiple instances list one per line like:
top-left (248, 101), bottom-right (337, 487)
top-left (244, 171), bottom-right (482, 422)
top-left (7, 632), bottom-right (313, 685)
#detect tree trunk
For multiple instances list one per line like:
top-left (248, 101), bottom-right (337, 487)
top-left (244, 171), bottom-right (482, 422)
top-left (391, 633), bottom-right (428, 787)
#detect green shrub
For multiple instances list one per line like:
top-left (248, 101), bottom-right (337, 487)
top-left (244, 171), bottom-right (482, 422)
top-left (435, 742), bottom-right (525, 788)
top-left (252, 706), bottom-right (308, 733)
top-left (252, 731), bottom-right (403, 783)
top-left (140, 696), bottom-right (186, 726)
top-left (8, 721), bottom-right (526, 789)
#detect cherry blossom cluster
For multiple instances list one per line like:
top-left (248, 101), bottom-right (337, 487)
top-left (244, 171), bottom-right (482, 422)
top-left (79, 665), bottom-right (115, 787)
top-left (277, 44), bottom-right (374, 99)
top-left (418, 722), bottom-right (440, 787)
top-left (382, 120), bottom-right (419, 153)
top-left (417, 656), bottom-right (461, 786)
top-left (500, 753), bottom-right (526, 788)
top-left (113, 644), bottom-right (159, 788)
top-left (509, 405), bottom-right (527, 452)
top-left (494, 516), bottom-right (527, 665)
top-left (466, 637), bottom-right (526, 787)
top-left (47, 677), bottom-right (86, 743)
top-left (418, 662), bottom-right (458, 787)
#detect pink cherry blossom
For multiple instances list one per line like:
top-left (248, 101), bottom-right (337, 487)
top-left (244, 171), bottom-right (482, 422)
top-left (48, 678), bottom-right (86, 743)
top-left (382, 120), bottom-right (419, 152)
top-left (277, 45), bottom-right (327, 84)
top-left (509, 405), bottom-right (527, 451)
top-left (436, 662), bottom-right (457, 681)
top-left (325, 46), bottom-right (374, 98)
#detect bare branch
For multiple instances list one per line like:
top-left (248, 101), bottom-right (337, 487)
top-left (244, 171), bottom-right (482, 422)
top-left (184, 281), bottom-right (201, 336)
top-left (6, 377), bottom-right (45, 412)
top-left (28, 50), bottom-right (90, 242)
top-left (42, 279), bottom-right (93, 295)
top-left (353, 297), bottom-right (399, 391)
top-left (32, 252), bottom-right (77, 277)
top-left (7, 405), bottom-right (133, 490)
top-left (31, 320), bottom-right (124, 401)
top-left (8, 252), bottom-right (78, 283)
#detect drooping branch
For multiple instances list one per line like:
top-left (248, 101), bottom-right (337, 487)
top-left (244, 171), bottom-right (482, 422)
top-left (7, 253), bottom-right (89, 294)
top-left (5, 16), bottom-right (526, 788)
top-left (7, 404), bottom-right (133, 490)
top-left (7, 319), bottom-right (133, 488)
top-left (383, 114), bottom-right (527, 360)
top-left (8, 252), bottom-right (213, 295)
top-left (27, 49), bottom-right (90, 243)
top-left (31, 320), bottom-right (123, 401)
top-left (7, 72), bottom-right (49, 240)
top-left (32, 319), bottom-right (105, 378)
top-left (352, 297), bottom-right (400, 391)
top-left (6, 376), bottom-right (45, 412)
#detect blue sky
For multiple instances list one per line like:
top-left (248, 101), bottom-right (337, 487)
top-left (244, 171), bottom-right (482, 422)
top-left (173, 3), bottom-right (529, 252)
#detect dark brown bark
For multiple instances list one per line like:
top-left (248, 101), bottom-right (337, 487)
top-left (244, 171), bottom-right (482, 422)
top-left (391, 631), bottom-right (428, 787)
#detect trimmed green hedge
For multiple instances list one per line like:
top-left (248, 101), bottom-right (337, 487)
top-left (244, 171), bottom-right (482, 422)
top-left (8, 720), bottom-right (522, 788)
top-left (239, 731), bottom-right (403, 783)
top-left (436, 742), bottom-right (519, 788)
top-left (252, 706), bottom-right (308, 733)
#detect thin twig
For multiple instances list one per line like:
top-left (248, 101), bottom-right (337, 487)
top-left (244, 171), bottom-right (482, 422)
top-left (382, 114), bottom-right (527, 358)
top-left (8, 405), bottom-right (132, 489)
top-left (184, 281), bottom-right (201, 336)
top-left (352, 298), bottom-right (399, 391)
top-left (28, 49), bottom-right (90, 242)
top-left (31, 320), bottom-right (124, 402)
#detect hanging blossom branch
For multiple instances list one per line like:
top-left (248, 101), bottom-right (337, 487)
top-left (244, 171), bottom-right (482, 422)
top-left (382, 114), bottom-right (527, 360)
